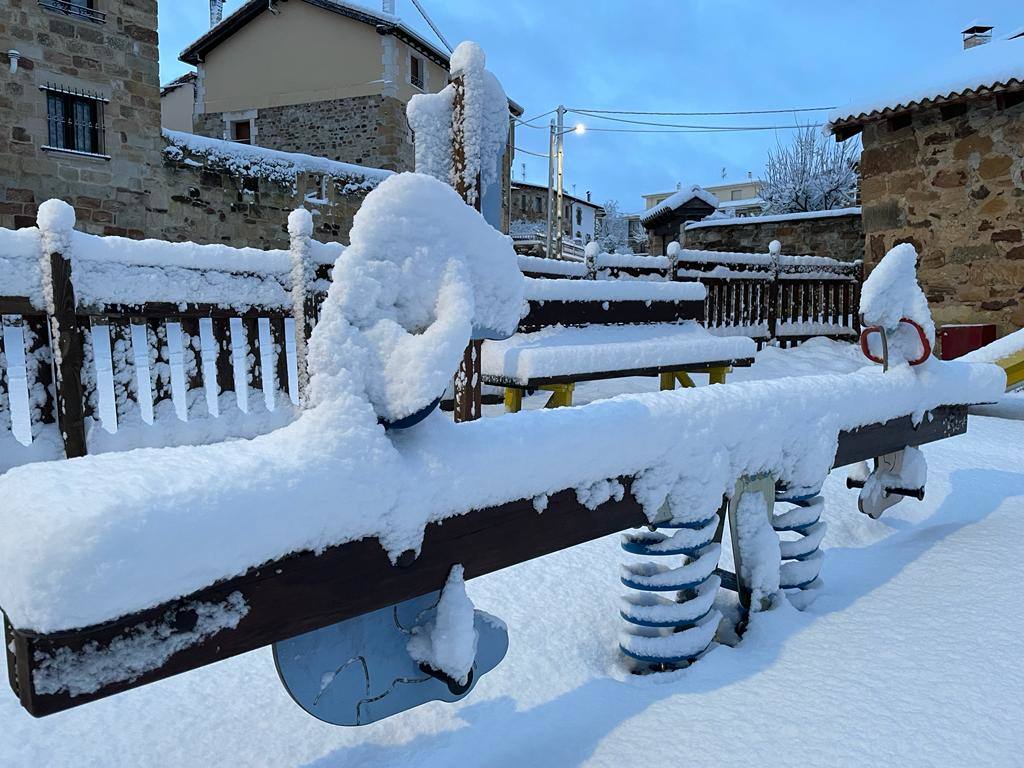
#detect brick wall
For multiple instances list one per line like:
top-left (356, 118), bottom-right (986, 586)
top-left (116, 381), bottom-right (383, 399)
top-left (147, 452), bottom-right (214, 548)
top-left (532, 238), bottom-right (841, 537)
top-left (684, 210), bottom-right (864, 262)
top-left (0, 0), bottom-right (164, 235)
top-left (195, 94), bottom-right (416, 172)
top-left (858, 97), bottom-right (1024, 333)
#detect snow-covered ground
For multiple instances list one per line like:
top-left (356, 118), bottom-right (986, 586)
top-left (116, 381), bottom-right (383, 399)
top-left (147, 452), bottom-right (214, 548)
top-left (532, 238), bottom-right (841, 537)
top-left (3, 338), bottom-right (1021, 766)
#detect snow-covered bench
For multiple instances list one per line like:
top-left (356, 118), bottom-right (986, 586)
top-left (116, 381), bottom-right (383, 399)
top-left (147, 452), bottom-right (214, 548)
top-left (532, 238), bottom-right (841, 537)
top-left (481, 278), bottom-right (757, 411)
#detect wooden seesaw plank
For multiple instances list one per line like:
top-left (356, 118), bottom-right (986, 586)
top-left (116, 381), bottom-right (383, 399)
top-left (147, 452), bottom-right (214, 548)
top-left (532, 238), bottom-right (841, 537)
top-left (4, 405), bottom-right (969, 718)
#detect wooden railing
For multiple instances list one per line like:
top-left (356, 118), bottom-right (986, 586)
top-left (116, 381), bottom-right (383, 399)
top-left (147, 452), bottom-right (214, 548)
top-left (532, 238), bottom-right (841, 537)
top-left (0, 210), bottom-right (337, 470)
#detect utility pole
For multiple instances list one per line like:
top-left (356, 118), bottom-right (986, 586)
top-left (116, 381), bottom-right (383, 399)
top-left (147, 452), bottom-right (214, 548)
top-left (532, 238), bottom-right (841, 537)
top-left (554, 105), bottom-right (566, 259)
top-left (545, 118), bottom-right (555, 259)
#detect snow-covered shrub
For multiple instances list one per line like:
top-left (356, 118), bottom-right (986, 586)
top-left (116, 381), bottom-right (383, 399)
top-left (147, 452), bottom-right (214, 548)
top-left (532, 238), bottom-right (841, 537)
top-left (760, 125), bottom-right (860, 214)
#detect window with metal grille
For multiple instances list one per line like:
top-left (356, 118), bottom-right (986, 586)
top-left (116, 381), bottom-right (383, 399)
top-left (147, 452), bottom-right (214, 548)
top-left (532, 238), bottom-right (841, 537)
top-left (43, 84), bottom-right (107, 156)
top-left (410, 55), bottom-right (425, 89)
top-left (38, 0), bottom-right (107, 24)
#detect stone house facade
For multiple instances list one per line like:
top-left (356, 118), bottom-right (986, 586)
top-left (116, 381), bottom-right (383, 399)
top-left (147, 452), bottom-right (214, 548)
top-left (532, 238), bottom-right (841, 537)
top-left (179, 0), bottom-right (453, 173)
top-left (684, 208), bottom-right (864, 263)
top-left (509, 181), bottom-right (602, 243)
top-left (829, 34), bottom-right (1024, 333)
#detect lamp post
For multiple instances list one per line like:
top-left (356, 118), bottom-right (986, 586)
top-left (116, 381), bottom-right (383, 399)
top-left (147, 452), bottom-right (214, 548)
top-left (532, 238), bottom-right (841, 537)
top-left (544, 106), bottom-right (585, 259)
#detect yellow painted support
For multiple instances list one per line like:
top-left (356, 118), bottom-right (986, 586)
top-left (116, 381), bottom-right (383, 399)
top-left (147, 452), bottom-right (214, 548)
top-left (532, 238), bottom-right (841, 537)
top-left (997, 350), bottom-right (1024, 390)
top-left (675, 372), bottom-right (697, 388)
top-left (541, 383), bottom-right (575, 408)
top-left (504, 387), bottom-right (523, 413)
top-left (707, 366), bottom-right (730, 385)
top-left (659, 372), bottom-right (676, 391)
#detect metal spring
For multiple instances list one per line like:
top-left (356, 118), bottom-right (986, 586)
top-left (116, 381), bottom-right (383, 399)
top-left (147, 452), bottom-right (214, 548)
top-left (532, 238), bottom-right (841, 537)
top-left (618, 511), bottom-right (722, 670)
top-left (772, 493), bottom-right (826, 609)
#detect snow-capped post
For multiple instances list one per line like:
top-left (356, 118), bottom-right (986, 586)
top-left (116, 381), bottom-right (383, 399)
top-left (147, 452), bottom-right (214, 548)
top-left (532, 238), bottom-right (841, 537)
top-left (288, 208), bottom-right (316, 404)
top-left (584, 241), bottom-right (599, 281)
top-left (767, 240), bottom-right (781, 340)
top-left (666, 241), bottom-right (680, 283)
top-left (36, 200), bottom-right (87, 458)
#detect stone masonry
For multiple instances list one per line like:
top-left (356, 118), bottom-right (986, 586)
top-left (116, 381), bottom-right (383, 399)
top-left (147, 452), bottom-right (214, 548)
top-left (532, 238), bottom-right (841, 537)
top-left (195, 94), bottom-right (415, 172)
top-left (684, 210), bottom-right (864, 263)
top-left (858, 96), bottom-right (1024, 333)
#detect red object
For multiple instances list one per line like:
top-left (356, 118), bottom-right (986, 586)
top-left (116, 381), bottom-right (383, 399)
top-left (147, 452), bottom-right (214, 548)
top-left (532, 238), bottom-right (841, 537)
top-left (938, 324), bottom-right (997, 360)
top-left (860, 318), bottom-right (932, 366)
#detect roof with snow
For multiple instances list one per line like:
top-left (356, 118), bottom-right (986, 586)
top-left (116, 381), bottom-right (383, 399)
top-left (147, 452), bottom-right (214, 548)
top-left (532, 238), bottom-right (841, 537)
top-left (640, 185), bottom-right (719, 226)
top-left (160, 70), bottom-right (197, 97)
top-left (511, 181), bottom-right (603, 210)
top-left (181, 0), bottom-right (451, 68)
top-left (828, 37), bottom-right (1024, 135)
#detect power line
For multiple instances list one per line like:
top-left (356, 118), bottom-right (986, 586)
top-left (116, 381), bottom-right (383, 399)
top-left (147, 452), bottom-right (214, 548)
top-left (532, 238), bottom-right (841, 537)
top-left (568, 105), bottom-right (836, 116)
top-left (569, 109), bottom-right (820, 131)
top-left (513, 146), bottom-right (549, 158)
top-left (583, 125), bottom-right (823, 134)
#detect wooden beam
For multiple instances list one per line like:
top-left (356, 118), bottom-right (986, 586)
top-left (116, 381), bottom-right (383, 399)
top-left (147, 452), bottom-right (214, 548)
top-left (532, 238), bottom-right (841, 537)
top-left (4, 405), bottom-right (968, 718)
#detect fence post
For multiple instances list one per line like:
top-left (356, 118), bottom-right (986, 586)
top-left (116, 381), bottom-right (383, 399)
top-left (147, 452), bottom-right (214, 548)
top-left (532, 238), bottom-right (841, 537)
top-left (37, 200), bottom-right (87, 458)
top-left (288, 208), bottom-right (315, 405)
top-left (584, 241), bottom-right (598, 281)
top-left (767, 239), bottom-right (781, 342)
top-left (666, 241), bottom-right (680, 282)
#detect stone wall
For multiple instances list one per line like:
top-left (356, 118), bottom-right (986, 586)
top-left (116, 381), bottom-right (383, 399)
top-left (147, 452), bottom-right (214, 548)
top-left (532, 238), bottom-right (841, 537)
top-left (858, 96), bottom-right (1024, 333)
top-left (684, 210), bottom-right (864, 262)
top-left (0, 0), bottom-right (164, 235)
top-left (195, 94), bottom-right (415, 173)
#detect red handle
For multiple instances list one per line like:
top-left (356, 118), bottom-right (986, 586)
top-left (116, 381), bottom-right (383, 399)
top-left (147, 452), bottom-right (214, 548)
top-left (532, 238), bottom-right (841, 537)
top-left (860, 318), bottom-right (931, 366)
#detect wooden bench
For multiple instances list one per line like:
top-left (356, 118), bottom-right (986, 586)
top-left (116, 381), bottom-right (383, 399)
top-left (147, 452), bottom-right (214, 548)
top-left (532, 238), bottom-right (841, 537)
top-left (480, 278), bottom-right (756, 412)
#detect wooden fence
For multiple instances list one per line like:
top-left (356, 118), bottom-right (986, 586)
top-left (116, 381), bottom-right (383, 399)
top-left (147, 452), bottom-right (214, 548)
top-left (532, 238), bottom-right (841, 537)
top-left (0, 207), bottom-right (336, 470)
top-left (518, 247), bottom-right (863, 346)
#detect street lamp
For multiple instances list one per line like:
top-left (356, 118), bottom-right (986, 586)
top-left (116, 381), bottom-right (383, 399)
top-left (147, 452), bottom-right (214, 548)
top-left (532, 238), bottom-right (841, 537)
top-left (545, 107), bottom-right (586, 260)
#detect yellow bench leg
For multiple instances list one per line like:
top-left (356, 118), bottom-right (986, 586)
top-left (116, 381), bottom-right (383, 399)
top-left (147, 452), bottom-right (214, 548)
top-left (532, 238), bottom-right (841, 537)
top-left (660, 372), bottom-right (676, 391)
top-left (675, 372), bottom-right (697, 388)
top-left (504, 387), bottom-right (523, 413)
top-left (541, 383), bottom-right (574, 408)
top-left (708, 366), bottom-right (730, 385)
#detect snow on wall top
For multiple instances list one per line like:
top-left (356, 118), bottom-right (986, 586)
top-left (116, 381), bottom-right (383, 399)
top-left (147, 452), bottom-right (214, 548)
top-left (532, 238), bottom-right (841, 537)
top-left (640, 185), bottom-right (719, 225)
top-left (828, 37), bottom-right (1024, 128)
top-left (163, 129), bottom-right (392, 189)
top-left (524, 277), bottom-right (705, 302)
top-left (685, 207), bottom-right (862, 230)
top-left (0, 226), bottom-right (43, 306)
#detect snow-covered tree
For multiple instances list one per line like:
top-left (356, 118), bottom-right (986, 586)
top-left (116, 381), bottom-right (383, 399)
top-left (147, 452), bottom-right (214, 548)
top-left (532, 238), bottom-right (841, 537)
top-left (597, 199), bottom-right (631, 253)
top-left (760, 125), bottom-right (860, 214)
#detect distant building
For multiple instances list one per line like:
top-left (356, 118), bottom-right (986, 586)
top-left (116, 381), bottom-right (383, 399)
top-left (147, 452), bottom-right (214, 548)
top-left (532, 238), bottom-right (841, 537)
top-left (643, 179), bottom-right (763, 218)
top-left (639, 185), bottom-right (718, 255)
top-left (827, 25), bottom-right (1024, 332)
top-left (160, 72), bottom-right (197, 133)
top-left (509, 181), bottom-right (603, 252)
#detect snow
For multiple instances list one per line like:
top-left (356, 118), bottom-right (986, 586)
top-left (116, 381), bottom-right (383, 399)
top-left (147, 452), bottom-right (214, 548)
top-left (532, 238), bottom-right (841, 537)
top-left (523, 277), bottom-right (705, 303)
top-left (961, 328), bottom-right (1024, 365)
top-left (480, 323), bottom-right (756, 384)
top-left (406, 565), bottom-right (478, 686)
top-left (1, 340), bottom-right (1022, 765)
top-left (0, 225), bottom-right (43, 307)
top-left (640, 185), bottom-right (719, 224)
top-left (829, 36), bottom-right (1024, 127)
top-left (593, 253), bottom-right (670, 270)
top-left (517, 255), bottom-right (588, 278)
top-left (733, 489), bottom-right (781, 608)
top-left (859, 243), bottom-right (936, 363)
top-left (407, 42), bottom-right (510, 207)
top-left (685, 206), bottom-right (862, 230)
top-left (163, 129), bottom-right (391, 191)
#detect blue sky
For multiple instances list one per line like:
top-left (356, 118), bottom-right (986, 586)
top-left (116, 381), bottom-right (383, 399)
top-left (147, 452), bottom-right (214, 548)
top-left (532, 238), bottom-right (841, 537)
top-left (159, 1), bottom-right (1021, 212)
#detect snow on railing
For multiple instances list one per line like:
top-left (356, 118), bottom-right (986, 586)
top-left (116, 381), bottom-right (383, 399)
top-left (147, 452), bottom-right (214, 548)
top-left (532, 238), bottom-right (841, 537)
top-left (0, 202), bottom-right (341, 472)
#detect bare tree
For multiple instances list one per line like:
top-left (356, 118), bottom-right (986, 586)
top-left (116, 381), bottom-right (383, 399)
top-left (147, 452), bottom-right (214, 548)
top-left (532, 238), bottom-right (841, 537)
top-left (761, 125), bottom-right (860, 214)
top-left (597, 199), bottom-right (631, 253)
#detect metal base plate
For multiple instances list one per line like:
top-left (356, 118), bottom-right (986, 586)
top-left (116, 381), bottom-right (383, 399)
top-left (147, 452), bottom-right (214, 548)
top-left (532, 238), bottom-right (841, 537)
top-left (273, 591), bottom-right (508, 726)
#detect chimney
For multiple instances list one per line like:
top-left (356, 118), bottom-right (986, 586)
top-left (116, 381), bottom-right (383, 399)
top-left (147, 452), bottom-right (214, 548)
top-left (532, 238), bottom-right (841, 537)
top-left (586, 190), bottom-right (591, 202)
top-left (962, 22), bottom-right (993, 49)
top-left (383, 0), bottom-right (396, 14)
top-left (210, 0), bottom-right (224, 27)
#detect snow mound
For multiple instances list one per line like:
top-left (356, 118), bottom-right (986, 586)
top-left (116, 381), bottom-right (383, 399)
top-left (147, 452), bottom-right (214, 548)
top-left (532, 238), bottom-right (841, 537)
top-left (313, 172), bottom-right (523, 422)
top-left (406, 565), bottom-right (478, 686)
top-left (860, 243), bottom-right (935, 364)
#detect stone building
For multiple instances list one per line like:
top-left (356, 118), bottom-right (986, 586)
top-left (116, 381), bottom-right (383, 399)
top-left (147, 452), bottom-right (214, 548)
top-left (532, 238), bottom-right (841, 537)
top-left (179, 0), bottom-right (454, 173)
top-left (684, 208), bottom-right (864, 263)
top-left (828, 29), bottom-right (1024, 332)
top-left (509, 180), bottom-right (602, 245)
top-left (0, 0), bottom-right (165, 233)
top-left (639, 185), bottom-right (718, 255)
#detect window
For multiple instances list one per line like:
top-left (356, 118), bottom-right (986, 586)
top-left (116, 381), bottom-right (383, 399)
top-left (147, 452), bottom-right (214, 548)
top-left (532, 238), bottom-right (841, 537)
top-left (576, 207), bottom-right (582, 226)
top-left (410, 55), bottom-right (425, 89)
top-left (231, 120), bottom-right (252, 144)
top-left (44, 84), bottom-right (106, 156)
top-left (731, 190), bottom-right (744, 200)
top-left (534, 196), bottom-right (542, 213)
top-left (39, 0), bottom-right (106, 24)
